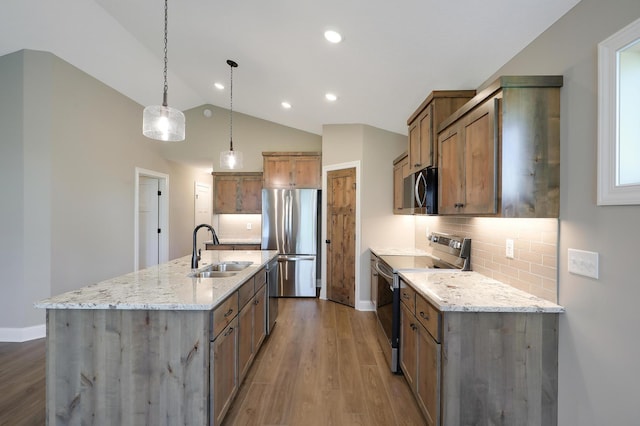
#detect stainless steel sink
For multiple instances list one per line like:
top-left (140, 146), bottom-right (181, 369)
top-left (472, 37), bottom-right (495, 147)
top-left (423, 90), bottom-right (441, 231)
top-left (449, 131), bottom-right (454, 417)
top-left (191, 270), bottom-right (238, 278)
top-left (188, 261), bottom-right (252, 278)
top-left (208, 261), bottom-right (252, 272)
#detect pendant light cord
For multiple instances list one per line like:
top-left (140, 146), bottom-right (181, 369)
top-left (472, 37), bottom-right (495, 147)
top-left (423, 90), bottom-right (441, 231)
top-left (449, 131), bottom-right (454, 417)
top-left (162, 0), bottom-right (169, 107)
top-left (227, 60), bottom-right (238, 151)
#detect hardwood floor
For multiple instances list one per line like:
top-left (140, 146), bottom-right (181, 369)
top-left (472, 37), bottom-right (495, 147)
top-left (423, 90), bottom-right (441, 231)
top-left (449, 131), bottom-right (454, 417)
top-left (0, 299), bottom-right (424, 426)
top-left (223, 299), bottom-right (425, 425)
top-left (0, 338), bottom-right (46, 426)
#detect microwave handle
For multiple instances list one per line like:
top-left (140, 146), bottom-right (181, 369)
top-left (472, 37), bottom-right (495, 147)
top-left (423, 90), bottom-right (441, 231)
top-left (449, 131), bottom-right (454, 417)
top-left (414, 171), bottom-right (427, 207)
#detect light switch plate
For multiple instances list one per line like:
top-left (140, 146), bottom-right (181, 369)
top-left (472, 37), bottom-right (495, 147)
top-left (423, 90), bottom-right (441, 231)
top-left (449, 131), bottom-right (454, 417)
top-left (246, 223), bottom-right (252, 230)
top-left (568, 248), bottom-right (599, 279)
top-left (506, 239), bottom-right (515, 259)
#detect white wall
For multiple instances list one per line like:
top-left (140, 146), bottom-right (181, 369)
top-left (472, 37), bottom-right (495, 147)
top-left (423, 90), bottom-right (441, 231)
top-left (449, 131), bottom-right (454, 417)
top-left (322, 124), bottom-right (412, 308)
top-left (484, 0), bottom-right (640, 424)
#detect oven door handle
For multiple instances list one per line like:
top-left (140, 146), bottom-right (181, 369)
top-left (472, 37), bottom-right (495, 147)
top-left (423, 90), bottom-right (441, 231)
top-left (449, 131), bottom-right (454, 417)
top-left (374, 261), bottom-right (394, 281)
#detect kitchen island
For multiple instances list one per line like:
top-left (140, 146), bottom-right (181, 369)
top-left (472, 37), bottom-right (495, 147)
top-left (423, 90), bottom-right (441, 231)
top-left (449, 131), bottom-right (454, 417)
top-left (36, 249), bottom-right (277, 426)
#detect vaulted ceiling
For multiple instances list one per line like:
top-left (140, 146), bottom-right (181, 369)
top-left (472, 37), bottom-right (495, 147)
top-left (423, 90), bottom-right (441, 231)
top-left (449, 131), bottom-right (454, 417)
top-left (2, 0), bottom-right (580, 136)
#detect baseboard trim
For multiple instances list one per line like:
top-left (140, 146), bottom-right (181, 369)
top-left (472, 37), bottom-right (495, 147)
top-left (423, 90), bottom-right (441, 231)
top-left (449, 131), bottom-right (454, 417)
top-left (0, 324), bottom-right (46, 342)
top-left (356, 300), bottom-right (375, 312)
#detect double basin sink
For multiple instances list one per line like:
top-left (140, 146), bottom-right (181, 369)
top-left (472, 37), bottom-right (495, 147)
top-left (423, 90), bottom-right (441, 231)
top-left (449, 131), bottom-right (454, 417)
top-left (189, 261), bottom-right (253, 278)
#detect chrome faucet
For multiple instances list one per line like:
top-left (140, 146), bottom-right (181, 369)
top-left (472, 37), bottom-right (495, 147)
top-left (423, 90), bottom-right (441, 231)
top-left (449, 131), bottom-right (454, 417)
top-left (191, 224), bottom-right (220, 269)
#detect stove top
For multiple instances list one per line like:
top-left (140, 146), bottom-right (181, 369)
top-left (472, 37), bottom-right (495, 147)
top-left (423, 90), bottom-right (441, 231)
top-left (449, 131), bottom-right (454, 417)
top-left (379, 232), bottom-right (472, 272)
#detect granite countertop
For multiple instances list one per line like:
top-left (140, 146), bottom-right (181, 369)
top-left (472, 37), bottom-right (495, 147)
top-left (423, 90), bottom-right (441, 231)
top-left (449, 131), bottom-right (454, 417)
top-left (35, 250), bottom-right (278, 311)
top-left (370, 247), bottom-right (431, 257)
top-left (399, 270), bottom-right (564, 313)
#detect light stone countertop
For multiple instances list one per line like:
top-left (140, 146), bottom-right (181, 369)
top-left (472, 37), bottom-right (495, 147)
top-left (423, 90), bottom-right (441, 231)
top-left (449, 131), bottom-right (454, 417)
top-left (35, 250), bottom-right (278, 311)
top-left (399, 270), bottom-right (564, 313)
top-left (206, 239), bottom-right (262, 245)
top-left (370, 247), bottom-right (431, 257)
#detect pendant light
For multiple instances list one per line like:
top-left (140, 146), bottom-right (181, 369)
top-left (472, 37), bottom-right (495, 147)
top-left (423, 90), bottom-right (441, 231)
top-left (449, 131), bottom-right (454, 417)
top-left (220, 59), bottom-right (243, 169)
top-left (142, 0), bottom-right (185, 142)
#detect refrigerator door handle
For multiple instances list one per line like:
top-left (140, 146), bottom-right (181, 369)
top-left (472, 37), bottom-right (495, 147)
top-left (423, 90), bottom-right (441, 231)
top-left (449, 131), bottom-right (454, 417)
top-left (278, 255), bottom-right (315, 261)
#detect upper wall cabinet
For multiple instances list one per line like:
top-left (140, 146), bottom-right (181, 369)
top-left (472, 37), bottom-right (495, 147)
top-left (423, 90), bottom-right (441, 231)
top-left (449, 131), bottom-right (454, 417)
top-left (212, 172), bottom-right (263, 214)
top-left (262, 152), bottom-right (322, 189)
top-left (437, 76), bottom-right (562, 217)
top-left (407, 91), bottom-right (476, 176)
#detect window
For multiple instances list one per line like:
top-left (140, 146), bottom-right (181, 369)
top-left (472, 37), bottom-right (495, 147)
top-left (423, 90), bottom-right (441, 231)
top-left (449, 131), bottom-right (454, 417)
top-left (597, 17), bottom-right (640, 205)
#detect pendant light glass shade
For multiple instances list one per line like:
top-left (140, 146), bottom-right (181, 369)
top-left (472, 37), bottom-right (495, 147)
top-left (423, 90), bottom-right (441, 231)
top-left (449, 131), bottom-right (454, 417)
top-left (220, 59), bottom-right (242, 169)
top-left (143, 104), bottom-right (185, 142)
top-left (142, 0), bottom-right (185, 142)
top-left (220, 150), bottom-right (243, 169)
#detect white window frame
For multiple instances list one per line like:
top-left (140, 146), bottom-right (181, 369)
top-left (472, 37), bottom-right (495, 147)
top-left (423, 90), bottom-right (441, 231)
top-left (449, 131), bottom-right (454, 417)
top-left (597, 16), bottom-right (640, 205)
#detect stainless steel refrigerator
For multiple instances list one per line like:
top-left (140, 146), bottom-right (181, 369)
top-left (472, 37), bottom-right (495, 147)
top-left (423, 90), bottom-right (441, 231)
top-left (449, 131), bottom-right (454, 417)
top-left (261, 189), bottom-right (318, 297)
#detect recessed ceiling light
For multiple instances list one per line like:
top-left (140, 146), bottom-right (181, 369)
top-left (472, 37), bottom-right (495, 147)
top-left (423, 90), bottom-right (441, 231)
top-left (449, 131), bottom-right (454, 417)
top-left (281, 101), bottom-right (292, 109)
top-left (324, 30), bottom-right (342, 44)
top-left (325, 93), bottom-right (338, 102)
top-left (214, 82), bottom-right (224, 90)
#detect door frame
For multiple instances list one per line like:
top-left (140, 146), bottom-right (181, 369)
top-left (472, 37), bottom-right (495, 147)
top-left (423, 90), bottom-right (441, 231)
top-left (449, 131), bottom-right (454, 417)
top-left (320, 161), bottom-right (362, 308)
top-left (134, 167), bottom-right (169, 270)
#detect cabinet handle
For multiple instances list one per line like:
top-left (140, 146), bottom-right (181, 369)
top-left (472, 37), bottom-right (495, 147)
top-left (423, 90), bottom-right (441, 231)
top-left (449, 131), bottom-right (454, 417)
top-left (410, 323), bottom-right (417, 331)
top-left (414, 163), bottom-right (421, 168)
top-left (223, 327), bottom-right (234, 337)
top-left (254, 299), bottom-right (259, 305)
top-left (419, 311), bottom-right (429, 320)
top-left (402, 293), bottom-right (410, 300)
top-left (224, 308), bottom-right (234, 318)
top-left (454, 203), bottom-right (465, 208)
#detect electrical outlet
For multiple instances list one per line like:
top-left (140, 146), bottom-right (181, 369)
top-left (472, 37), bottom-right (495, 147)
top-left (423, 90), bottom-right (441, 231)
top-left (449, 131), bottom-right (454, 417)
top-left (505, 239), bottom-right (515, 259)
top-left (568, 248), bottom-right (599, 279)
top-left (246, 223), bottom-right (252, 230)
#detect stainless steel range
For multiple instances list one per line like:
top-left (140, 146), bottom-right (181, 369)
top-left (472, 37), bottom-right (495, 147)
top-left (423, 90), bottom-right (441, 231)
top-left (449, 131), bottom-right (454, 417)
top-left (373, 232), bottom-right (471, 373)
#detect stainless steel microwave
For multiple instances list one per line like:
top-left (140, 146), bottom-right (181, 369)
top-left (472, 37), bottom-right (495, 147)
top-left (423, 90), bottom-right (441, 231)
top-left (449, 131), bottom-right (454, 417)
top-left (403, 167), bottom-right (438, 214)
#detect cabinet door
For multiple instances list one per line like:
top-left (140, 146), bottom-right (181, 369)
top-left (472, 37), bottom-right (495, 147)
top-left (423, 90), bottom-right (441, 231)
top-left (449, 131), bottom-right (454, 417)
top-left (238, 299), bottom-right (254, 382)
top-left (239, 175), bottom-right (263, 213)
top-left (393, 156), bottom-right (407, 213)
top-left (418, 107), bottom-right (434, 169)
top-left (292, 156), bottom-right (321, 188)
top-left (214, 176), bottom-right (240, 213)
top-left (416, 323), bottom-right (441, 426)
top-left (212, 317), bottom-right (238, 426)
top-left (438, 124), bottom-right (464, 214)
top-left (462, 99), bottom-right (497, 215)
top-left (263, 156), bottom-right (292, 189)
top-left (408, 120), bottom-right (421, 174)
top-left (253, 285), bottom-right (267, 351)
top-left (400, 303), bottom-right (418, 389)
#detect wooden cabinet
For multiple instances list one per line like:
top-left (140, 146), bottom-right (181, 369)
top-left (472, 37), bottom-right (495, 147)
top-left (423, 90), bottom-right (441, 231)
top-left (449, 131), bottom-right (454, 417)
top-left (407, 91), bottom-right (475, 176)
top-left (399, 277), bottom-right (559, 425)
top-left (212, 317), bottom-right (238, 426)
top-left (262, 152), bottom-right (322, 189)
top-left (212, 172), bottom-right (262, 214)
top-left (236, 267), bottom-right (268, 384)
top-left (400, 288), bottom-right (440, 426)
top-left (437, 76), bottom-right (562, 217)
top-left (393, 152), bottom-right (410, 214)
top-left (210, 266), bottom-right (269, 425)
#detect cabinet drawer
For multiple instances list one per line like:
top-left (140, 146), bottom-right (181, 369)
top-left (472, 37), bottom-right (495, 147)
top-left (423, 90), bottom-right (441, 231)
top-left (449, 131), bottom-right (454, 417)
top-left (238, 279), bottom-right (254, 309)
top-left (254, 267), bottom-right (267, 291)
top-left (415, 295), bottom-right (440, 342)
top-left (213, 292), bottom-right (239, 339)
top-left (400, 284), bottom-right (416, 313)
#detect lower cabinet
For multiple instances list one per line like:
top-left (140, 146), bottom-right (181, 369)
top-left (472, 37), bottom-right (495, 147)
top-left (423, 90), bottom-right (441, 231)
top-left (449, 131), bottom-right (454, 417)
top-left (399, 278), bottom-right (559, 425)
top-left (211, 266), bottom-right (269, 425)
top-left (211, 317), bottom-right (238, 426)
top-left (400, 297), bottom-right (440, 426)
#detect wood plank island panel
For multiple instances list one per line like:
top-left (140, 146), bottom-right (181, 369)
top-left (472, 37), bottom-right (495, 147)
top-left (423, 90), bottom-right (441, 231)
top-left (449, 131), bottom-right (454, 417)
top-left (46, 309), bottom-right (210, 425)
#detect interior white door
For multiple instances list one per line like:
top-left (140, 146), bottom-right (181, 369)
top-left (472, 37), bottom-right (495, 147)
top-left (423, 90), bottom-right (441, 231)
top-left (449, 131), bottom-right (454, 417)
top-left (139, 176), bottom-right (160, 269)
top-left (194, 181), bottom-right (212, 250)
